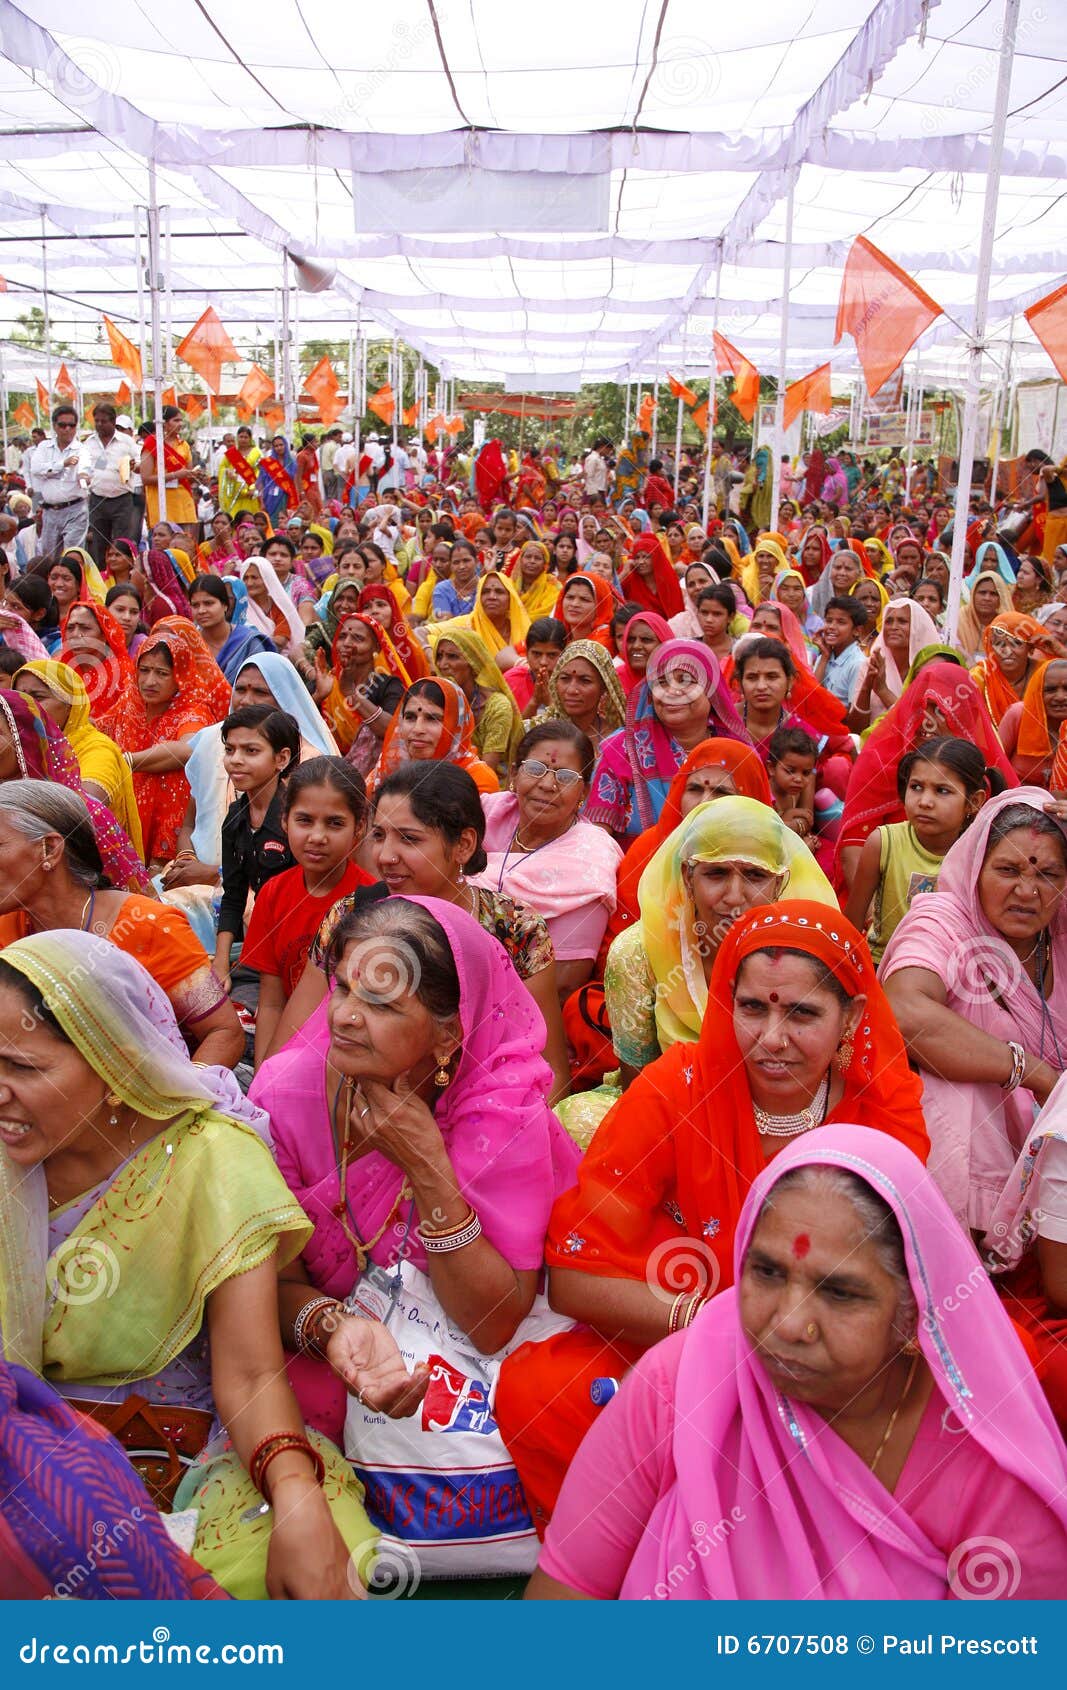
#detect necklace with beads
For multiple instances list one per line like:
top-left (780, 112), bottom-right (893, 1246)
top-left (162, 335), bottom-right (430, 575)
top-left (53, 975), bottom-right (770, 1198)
top-left (752, 1073), bottom-right (830, 1138)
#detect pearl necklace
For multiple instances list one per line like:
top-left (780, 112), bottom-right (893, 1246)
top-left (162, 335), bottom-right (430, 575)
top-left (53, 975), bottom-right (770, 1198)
top-left (753, 1075), bottom-right (830, 1139)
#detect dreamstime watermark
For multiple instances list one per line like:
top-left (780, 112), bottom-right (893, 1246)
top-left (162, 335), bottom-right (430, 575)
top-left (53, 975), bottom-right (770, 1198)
top-left (52, 1509), bottom-right (145, 1599)
top-left (323, 19), bottom-right (435, 128)
top-left (645, 1233), bottom-right (722, 1303)
top-left (947, 1535), bottom-right (1021, 1599)
top-left (46, 1234), bottom-right (120, 1306)
top-left (348, 1534), bottom-right (422, 1598)
top-left (644, 1508), bottom-right (747, 1599)
top-left (343, 933), bottom-right (423, 1006)
top-left (652, 36), bottom-right (722, 108)
top-left (44, 40), bottom-right (121, 112)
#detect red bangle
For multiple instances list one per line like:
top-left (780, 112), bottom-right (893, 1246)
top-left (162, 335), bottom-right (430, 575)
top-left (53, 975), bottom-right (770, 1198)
top-left (248, 1430), bottom-right (325, 1498)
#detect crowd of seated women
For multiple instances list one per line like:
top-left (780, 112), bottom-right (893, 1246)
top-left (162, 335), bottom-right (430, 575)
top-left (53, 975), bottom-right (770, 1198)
top-left (2, 433), bottom-right (1067, 1602)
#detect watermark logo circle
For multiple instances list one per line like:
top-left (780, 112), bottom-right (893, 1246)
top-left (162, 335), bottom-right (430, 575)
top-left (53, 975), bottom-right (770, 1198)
top-left (349, 1537), bottom-right (422, 1598)
top-left (645, 1236), bottom-right (721, 1304)
top-left (46, 1237), bottom-right (120, 1306)
top-left (343, 934), bottom-right (422, 1006)
top-left (945, 935), bottom-right (1024, 1010)
top-left (653, 37), bottom-right (722, 107)
top-left (47, 42), bottom-right (122, 106)
top-left (947, 1535), bottom-right (1021, 1599)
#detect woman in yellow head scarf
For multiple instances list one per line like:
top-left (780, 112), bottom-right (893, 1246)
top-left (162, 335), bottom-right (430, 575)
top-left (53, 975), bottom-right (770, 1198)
top-left (13, 659), bottom-right (144, 858)
top-left (442, 570), bottom-right (531, 672)
top-left (739, 537), bottom-right (790, 608)
top-left (509, 539), bottom-right (561, 619)
top-left (849, 575), bottom-right (889, 648)
top-left (428, 623), bottom-right (525, 772)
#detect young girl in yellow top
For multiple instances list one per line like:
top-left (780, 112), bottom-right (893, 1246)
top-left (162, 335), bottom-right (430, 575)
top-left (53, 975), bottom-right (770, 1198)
top-left (844, 736), bottom-right (1002, 963)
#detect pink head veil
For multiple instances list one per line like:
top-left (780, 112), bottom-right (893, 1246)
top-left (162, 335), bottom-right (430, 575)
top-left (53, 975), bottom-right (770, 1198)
top-left (653, 1124), bottom-right (1067, 1599)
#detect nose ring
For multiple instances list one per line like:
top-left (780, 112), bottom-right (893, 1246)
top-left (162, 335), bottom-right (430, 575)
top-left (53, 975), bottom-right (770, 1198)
top-left (805, 1322), bottom-right (817, 1339)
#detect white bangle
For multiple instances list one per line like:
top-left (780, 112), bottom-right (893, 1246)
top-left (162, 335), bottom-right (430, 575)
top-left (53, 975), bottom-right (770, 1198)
top-left (418, 1211), bottom-right (483, 1253)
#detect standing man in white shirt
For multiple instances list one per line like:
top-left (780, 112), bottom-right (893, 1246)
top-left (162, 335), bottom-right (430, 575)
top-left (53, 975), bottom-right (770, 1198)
top-left (79, 403), bottom-right (138, 569)
top-left (30, 405), bottom-right (89, 555)
top-left (583, 436), bottom-right (611, 498)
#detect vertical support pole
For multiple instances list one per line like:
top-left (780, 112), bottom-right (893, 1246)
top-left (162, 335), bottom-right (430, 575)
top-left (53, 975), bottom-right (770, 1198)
top-left (147, 163), bottom-right (167, 522)
top-left (770, 180), bottom-right (796, 527)
top-left (701, 248), bottom-right (724, 527)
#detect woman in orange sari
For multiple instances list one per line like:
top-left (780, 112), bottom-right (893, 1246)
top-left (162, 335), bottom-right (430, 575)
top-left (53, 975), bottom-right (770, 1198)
top-left (970, 611), bottom-right (1063, 729)
top-left (59, 600), bottom-right (136, 718)
top-left (314, 611), bottom-right (410, 759)
top-left (557, 572), bottom-right (617, 650)
top-left (496, 901), bottom-right (929, 1532)
top-left (101, 618), bottom-right (230, 868)
top-left (356, 582), bottom-right (430, 680)
top-left (371, 676), bottom-right (500, 796)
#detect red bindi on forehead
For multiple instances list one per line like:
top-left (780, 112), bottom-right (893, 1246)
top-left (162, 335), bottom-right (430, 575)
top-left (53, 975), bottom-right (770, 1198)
top-left (792, 1233), bottom-right (811, 1259)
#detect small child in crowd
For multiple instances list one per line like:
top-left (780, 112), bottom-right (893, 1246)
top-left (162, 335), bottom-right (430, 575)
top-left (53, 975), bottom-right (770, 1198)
top-left (813, 595), bottom-right (868, 707)
top-left (766, 725), bottom-right (819, 843)
top-left (214, 705), bottom-right (301, 987)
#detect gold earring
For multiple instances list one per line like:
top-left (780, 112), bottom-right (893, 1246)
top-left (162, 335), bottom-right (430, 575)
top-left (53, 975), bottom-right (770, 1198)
top-left (104, 1091), bottom-right (121, 1129)
top-left (902, 1334), bottom-right (921, 1355)
top-left (434, 1063), bottom-right (452, 1090)
top-left (836, 1030), bottom-right (855, 1072)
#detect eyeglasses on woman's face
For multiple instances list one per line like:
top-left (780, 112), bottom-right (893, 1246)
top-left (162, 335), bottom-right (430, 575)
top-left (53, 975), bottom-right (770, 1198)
top-left (516, 758), bottom-right (584, 789)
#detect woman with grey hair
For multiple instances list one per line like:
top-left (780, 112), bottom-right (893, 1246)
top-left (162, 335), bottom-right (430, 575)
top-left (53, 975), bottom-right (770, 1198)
top-left (0, 780), bottom-right (242, 1067)
top-left (526, 1127), bottom-right (1067, 1600)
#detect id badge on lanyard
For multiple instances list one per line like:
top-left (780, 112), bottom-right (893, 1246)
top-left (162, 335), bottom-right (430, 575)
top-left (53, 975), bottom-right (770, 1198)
top-left (347, 1261), bottom-right (401, 1326)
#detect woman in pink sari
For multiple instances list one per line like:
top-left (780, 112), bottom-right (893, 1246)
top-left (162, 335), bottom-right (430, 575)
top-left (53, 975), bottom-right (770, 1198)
top-left (248, 893), bottom-right (579, 1446)
top-left (882, 787), bottom-right (1067, 1422)
top-left (528, 1126), bottom-right (1067, 1600)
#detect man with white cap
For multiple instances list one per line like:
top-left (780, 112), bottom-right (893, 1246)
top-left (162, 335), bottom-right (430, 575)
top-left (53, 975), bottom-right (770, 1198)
top-left (78, 402), bottom-right (138, 568)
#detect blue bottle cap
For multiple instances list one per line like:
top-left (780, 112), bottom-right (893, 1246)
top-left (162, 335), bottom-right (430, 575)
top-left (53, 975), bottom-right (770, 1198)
top-left (590, 1375), bottom-right (619, 1406)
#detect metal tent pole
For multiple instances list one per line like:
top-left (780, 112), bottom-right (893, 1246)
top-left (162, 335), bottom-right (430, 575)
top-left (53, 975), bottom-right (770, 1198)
top-left (770, 181), bottom-right (796, 526)
top-left (701, 248), bottom-right (724, 527)
top-left (146, 164), bottom-right (168, 521)
top-left (947, 0), bottom-right (1020, 647)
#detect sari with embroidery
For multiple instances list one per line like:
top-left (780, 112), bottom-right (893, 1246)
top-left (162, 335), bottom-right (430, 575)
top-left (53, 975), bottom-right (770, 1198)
top-left (322, 612), bottom-right (411, 756)
top-left (59, 601), bottom-right (135, 718)
top-left (14, 660), bottom-right (143, 858)
top-left (497, 902), bottom-right (929, 1527)
top-left (371, 676), bottom-right (499, 795)
top-left (0, 690), bottom-right (148, 891)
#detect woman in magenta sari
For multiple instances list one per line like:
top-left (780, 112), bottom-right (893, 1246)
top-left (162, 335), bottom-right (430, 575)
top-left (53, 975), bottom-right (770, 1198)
top-left (586, 639), bottom-right (751, 839)
top-left (249, 894), bottom-right (579, 1446)
top-left (528, 1126), bottom-right (1067, 1600)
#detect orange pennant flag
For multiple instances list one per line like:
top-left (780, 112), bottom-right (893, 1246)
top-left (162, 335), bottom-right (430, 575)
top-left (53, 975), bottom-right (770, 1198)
top-left (368, 384), bottom-right (396, 427)
top-left (713, 332), bottom-right (760, 424)
top-left (1024, 282), bottom-right (1067, 385)
top-left (262, 404), bottom-right (285, 432)
top-left (668, 373), bottom-right (698, 406)
top-left (12, 402), bottom-right (34, 429)
top-left (636, 392), bottom-right (657, 434)
top-left (175, 307), bottom-right (238, 394)
top-left (402, 401), bottom-right (421, 427)
top-left (302, 357), bottom-right (345, 425)
top-left (103, 315), bottom-right (143, 388)
top-left (116, 381), bottom-right (132, 407)
top-left (238, 364), bottom-right (275, 411)
top-left (179, 393), bottom-right (206, 421)
top-left (425, 413), bottom-right (444, 446)
top-left (446, 414), bottom-right (464, 437)
top-left (235, 401), bottom-right (254, 424)
top-left (54, 363), bottom-right (77, 401)
top-left (690, 400), bottom-right (710, 436)
top-left (783, 362), bottom-right (833, 431)
top-left (35, 379), bottom-right (49, 411)
top-left (161, 387), bottom-right (177, 408)
top-left (834, 236), bottom-right (941, 398)
top-left (0, 276), bottom-right (7, 293)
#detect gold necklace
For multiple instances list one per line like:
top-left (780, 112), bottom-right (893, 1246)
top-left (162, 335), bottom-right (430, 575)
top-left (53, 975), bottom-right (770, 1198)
top-left (869, 1351), bottom-right (919, 1475)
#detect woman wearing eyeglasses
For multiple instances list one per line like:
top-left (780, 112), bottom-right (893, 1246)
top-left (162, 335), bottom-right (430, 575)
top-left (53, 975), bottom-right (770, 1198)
top-left (471, 723), bottom-right (623, 1004)
top-left (971, 612), bottom-right (1065, 731)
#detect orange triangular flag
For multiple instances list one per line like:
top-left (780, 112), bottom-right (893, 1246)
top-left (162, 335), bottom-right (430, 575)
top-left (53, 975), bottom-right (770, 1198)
top-left (668, 373), bottom-right (698, 406)
top-left (103, 315), bottom-right (143, 388)
top-left (0, 276), bottom-right (7, 293)
top-left (235, 401), bottom-right (254, 424)
top-left (834, 237), bottom-right (941, 398)
top-left (262, 404), bottom-right (285, 431)
top-left (35, 379), bottom-right (49, 410)
top-left (179, 393), bottom-right (206, 420)
top-left (13, 402), bottom-right (34, 429)
top-left (302, 357), bottom-right (345, 425)
top-left (368, 384), bottom-right (396, 427)
top-left (116, 381), bottom-right (132, 407)
top-left (713, 332), bottom-right (760, 424)
top-left (783, 362), bottom-right (833, 431)
top-left (425, 413), bottom-right (444, 446)
top-left (54, 363), bottom-right (77, 401)
top-left (636, 393), bottom-right (657, 434)
top-left (1024, 282), bottom-right (1067, 385)
top-left (238, 364), bottom-right (275, 411)
top-left (446, 414), bottom-right (464, 437)
top-left (161, 387), bottom-right (177, 408)
top-left (690, 400), bottom-right (709, 435)
top-left (402, 401), bottom-right (420, 427)
top-left (174, 307), bottom-right (238, 394)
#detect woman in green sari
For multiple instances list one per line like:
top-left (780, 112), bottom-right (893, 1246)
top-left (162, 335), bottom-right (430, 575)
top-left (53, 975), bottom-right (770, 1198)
top-left (0, 931), bottom-right (422, 1599)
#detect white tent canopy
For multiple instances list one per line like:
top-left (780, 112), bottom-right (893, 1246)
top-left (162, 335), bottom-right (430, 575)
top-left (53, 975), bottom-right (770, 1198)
top-left (0, 0), bottom-right (1064, 389)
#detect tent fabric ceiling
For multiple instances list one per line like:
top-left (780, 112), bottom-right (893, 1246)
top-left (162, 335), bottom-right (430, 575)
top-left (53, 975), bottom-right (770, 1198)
top-left (0, 0), bottom-right (1064, 389)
